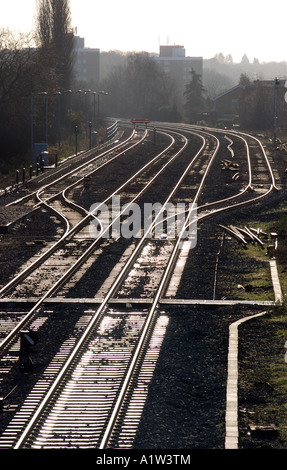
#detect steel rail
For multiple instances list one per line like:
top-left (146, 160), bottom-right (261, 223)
top-left (82, 127), bottom-right (277, 448)
top-left (5, 128), bottom-right (135, 207)
top-left (153, 125), bottom-right (276, 231)
top-left (1, 124), bottom-right (275, 449)
top-left (148, 127), bottom-right (253, 233)
top-left (0, 129), bottom-right (149, 298)
top-left (31, 129), bottom-right (151, 234)
top-left (183, 123), bottom-right (278, 190)
top-left (192, 128), bottom-right (260, 210)
top-left (99, 130), bottom-right (219, 448)
top-left (10, 123), bottom-right (123, 194)
top-left (12, 124), bottom-right (273, 449)
top-left (12, 130), bottom-right (211, 449)
top-left (218, 128), bottom-right (278, 190)
top-left (100, 125), bottom-right (277, 449)
top-left (185, 128), bottom-right (277, 225)
top-left (0, 129), bottom-right (182, 353)
top-left (33, 129), bottom-right (145, 208)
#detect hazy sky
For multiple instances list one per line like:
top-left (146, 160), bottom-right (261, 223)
top-left (1, 0), bottom-right (287, 63)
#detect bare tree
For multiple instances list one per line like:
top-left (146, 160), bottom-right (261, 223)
top-left (0, 29), bottom-right (39, 168)
top-left (101, 52), bottom-right (175, 120)
top-left (203, 68), bottom-right (235, 99)
top-left (0, 25), bottom-right (69, 176)
top-left (0, 29), bottom-right (36, 105)
top-left (36, 0), bottom-right (74, 89)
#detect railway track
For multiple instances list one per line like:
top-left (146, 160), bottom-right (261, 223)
top-left (0, 127), bottom-right (169, 298)
top-left (0, 122), bottom-right (278, 449)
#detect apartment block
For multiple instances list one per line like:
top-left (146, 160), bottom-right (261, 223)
top-left (73, 36), bottom-right (100, 87)
top-left (154, 45), bottom-right (203, 105)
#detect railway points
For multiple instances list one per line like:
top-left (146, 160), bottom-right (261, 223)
top-left (0, 120), bottom-right (285, 449)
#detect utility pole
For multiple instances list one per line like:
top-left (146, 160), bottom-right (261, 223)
top-left (273, 77), bottom-right (280, 146)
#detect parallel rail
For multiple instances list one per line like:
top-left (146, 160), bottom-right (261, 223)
top-left (0, 128), bottom-right (188, 353)
top-left (0, 123), bottom-right (278, 449)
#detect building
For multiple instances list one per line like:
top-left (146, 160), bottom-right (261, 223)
top-left (212, 80), bottom-right (287, 131)
top-left (239, 80), bottom-right (287, 131)
top-left (212, 85), bottom-right (243, 119)
top-left (73, 36), bottom-right (100, 87)
top-left (154, 45), bottom-right (203, 108)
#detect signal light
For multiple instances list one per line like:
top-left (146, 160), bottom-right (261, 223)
top-left (19, 330), bottom-right (38, 372)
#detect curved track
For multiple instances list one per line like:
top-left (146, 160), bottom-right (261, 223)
top-left (0, 122), bottom-right (278, 449)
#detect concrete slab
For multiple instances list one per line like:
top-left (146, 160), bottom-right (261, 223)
top-left (225, 311), bottom-right (266, 449)
top-left (0, 298), bottom-right (276, 306)
top-left (270, 259), bottom-right (283, 302)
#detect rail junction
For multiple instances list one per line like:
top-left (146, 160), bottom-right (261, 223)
top-left (0, 120), bottom-right (283, 449)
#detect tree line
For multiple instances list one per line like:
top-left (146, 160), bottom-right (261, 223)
top-left (1, 13), bottom-right (205, 186)
top-left (2, 1), bottom-right (287, 186)
top-left (0, 0), bottom-right (74, 183)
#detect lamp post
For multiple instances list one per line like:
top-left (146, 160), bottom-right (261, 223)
top-left (38, 91), bottom-right (49, 144)
top-left (74, 125), bottom-right (79, 156)
top-left (92, 92), bottom-right (97, 128)
top-left (84, 90), bottom-right (92, 138)
top-left (63, 90), bottom-right (72, 146)
top-left (89, 122), bottom-right (92, 149)
top-left (30, 93), bottom-right (34, 166)
top-left (77, 90), bottom-right (82, 139)
top-left (51, 91), bottom-right (61, 150)
top-left (95, 91), bottom-right (108, 129)
top-left (84, 91), bottom-right (108, 144)
top-left (97, 91), bottom-right (108, 117)
top-left (57, 91), bottom-right (61, 150)
top-left (30, 91), bottom-right (48, 167)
